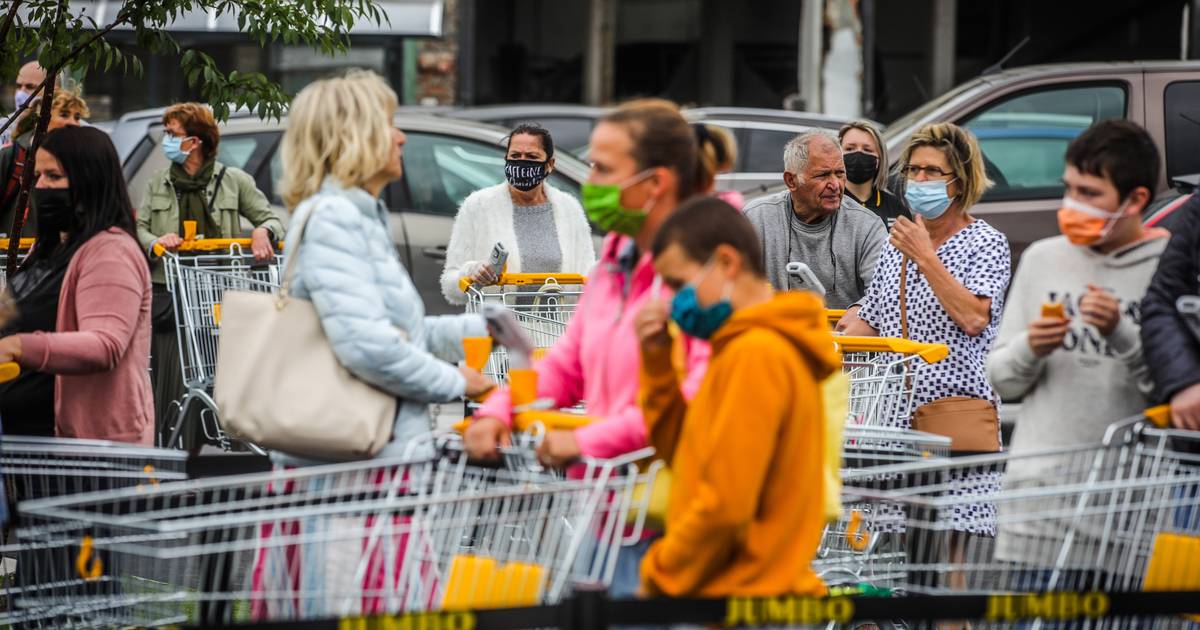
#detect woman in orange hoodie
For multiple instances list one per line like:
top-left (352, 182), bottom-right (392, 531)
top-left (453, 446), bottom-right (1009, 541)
top-left (633, 196), bottom-right (841, 598)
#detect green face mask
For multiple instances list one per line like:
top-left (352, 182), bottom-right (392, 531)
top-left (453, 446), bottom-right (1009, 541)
top-left (581, 170), bottom-right (654, 236)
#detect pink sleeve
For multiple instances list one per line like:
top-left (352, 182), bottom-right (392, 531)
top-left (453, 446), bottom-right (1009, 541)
top-left (574, 335), bottom-right (711, 459)
top-left (474, 286), bottom-right (590, 426)
top-left (19, 248), bottom-right (146, 375)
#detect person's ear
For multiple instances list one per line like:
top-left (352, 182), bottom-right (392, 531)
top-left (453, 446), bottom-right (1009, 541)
top-left (1126, 186), bottom-right (1152, 215)
top-left (648, 166), bottom-right (674, 199)
top-left (783, 171), bottom-right (798, 193)
top-left (545, 157), bottom-right (555, 174)
top-left (714, 243), bottom-right (741, 279)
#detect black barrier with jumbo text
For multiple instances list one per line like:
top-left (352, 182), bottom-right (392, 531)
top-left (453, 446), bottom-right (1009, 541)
top-left (175, 590), bottom-right (1200, 629)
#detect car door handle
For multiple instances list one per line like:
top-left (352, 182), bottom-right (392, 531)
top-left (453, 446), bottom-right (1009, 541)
top-left (423, 246), bottom-right (447, 261)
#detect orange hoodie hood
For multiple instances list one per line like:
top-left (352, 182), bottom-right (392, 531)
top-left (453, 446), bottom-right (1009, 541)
top-left (709, 291), bottom-right (841, 382)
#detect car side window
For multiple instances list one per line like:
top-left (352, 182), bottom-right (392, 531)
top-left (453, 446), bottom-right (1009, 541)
top-left (960, 84), bottom-right (1126, 201)
top-left (1164, 81), bottom-right (1200, 180)
top-left (743, 128), bottom-right (801, 173)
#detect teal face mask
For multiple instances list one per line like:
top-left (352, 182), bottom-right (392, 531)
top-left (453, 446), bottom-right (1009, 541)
top-left (669, 262), bottom-right (733, 340)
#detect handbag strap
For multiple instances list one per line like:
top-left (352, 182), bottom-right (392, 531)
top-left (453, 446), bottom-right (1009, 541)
top-left (277, 200), bottom-right (320, 303)
top-left (899, 254), bottom-right (909, 340)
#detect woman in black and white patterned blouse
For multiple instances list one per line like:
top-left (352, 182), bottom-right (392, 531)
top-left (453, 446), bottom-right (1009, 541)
top-left (843, 122), bottom-right (1012, 601)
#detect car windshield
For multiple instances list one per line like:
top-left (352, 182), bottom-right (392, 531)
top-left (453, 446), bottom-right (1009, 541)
top-left (883, 78), bottom-right (987, 144)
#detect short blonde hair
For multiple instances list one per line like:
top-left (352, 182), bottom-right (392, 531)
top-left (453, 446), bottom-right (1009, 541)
top-left (279, 70), bottom-right (398, 210)
top-left (899, 122), bottom-right (993, 209)
top-left (838, 120), bottom-right (889, 191)
top-left (16, 88), bottom-right (90, 138)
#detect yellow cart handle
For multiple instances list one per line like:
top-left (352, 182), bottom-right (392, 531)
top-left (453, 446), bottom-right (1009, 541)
top-left (826, 309), bottom-right (846, 327)
top-left (454, 410), bottom-right (595, 434)
top-left (834, 336), bottom-right (950, 364)
top-left (0, 362), bottom-right (20, 383)
top-left (459, 273), bottom-right (587, 293)
top-left (0, 238), bottom-right (36, 251)
top-left (153, 238), bottom-right (284, 257)
top-left (1145, 404), bottom-right (1172, 429)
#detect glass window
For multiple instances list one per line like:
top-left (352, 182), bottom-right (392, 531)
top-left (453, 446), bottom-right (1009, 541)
top-left (1164, 81), bottom-right (1200, 180)
top-left (217, 135), bottom-right (263, 170)
top-left (960, 84), bottom-right (1125, 201)
top-left (400, 132), bottom-right (578, 215)
top-left (743, 127), bottom-right (801, 173)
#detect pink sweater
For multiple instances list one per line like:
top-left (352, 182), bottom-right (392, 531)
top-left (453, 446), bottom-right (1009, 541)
top-left (17, 229), bottom-right (154, 444)
top-left (476, 233), bottom-right (710, 458)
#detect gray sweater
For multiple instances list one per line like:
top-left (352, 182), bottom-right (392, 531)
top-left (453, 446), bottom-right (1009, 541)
top-left (744, 190), bottom-right (886, 309)
top-left (990, 234), bottom-right (1168, 567)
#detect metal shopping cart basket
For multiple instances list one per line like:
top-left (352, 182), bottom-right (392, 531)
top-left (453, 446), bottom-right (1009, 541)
top-left (823, 408), bottom-right (1200, 626)
top-left (13, 435), bottom-right (658, 626)
top-left (0, 237), bottom-right (36, 294)
top-left (461, 273), bottom-right (585, 383)
top-left (835, 336), bottom-right (949, 430)
top-left (0, 437), bottom-right (189, 628)
top-left (159, 235), bottom-right (284, 453)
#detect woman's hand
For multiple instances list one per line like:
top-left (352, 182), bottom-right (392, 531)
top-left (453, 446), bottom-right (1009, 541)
top-left (461, 261), bottom-right (499, 286)
top-left (0, 336), bottom-right (22, 363)
top-left (250, 227), bottom-right (275, 262)
top-left (154, 233), bottom-right (183, 255)
top-left (458, 365), bottom-right (495, 399)
top-left (889, 216), bottom-right (937, 265)
top-left (464, 416), bottom-right (510, 461)
top-left (635, 299), bottom-right (672, 349)
top-left (536, 430), bottom-right (581, 468)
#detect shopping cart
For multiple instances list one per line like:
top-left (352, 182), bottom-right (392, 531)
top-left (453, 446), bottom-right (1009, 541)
top-left (826, 409), bottom-right (1200, 621)
top-left (0, 436), bottom-right (189, 628)
top-left (0, 237), bottom-right (36, 293)
top-left (835, 336), bottom-right (949, 430)
top-left (13, 436), bottom-right (659, 625)
top-left (158, 230), bottom-right (284, 453)
top-left (460, 273), bottom-right (585, 383)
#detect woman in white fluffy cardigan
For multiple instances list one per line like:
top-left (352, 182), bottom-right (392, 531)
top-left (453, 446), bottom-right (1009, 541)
top-left (440, 124), bottom-right (596, 305)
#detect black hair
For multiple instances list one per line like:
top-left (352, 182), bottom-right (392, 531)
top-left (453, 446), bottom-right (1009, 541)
top-left (23, 126), bottom-right (141, 268)
top-left (1065, 119), bottom-right (1160, 205)
top-left (652, 196), bottom-right (765, 277)
top-left (505, 123), bottom-right (555, 160)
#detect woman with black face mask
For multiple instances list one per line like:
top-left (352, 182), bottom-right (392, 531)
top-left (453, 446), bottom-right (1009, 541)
top-left (0, 126), bottom-right (154, 444)
top-left (439, 123), bottom-right (596, 305)
top-left (839, 120), bottom-right (912, 229)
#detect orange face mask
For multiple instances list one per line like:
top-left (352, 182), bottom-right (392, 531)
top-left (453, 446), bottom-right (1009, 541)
top-left (1057, 196), bottom-right (1125, 246)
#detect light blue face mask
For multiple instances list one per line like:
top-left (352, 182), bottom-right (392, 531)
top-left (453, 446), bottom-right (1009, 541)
top-left (669, 262), bottom-right (733, 340)
top-left (162, 135), bottom-right (192, 165)
top-left (904, 179), bottom-right (957, 219)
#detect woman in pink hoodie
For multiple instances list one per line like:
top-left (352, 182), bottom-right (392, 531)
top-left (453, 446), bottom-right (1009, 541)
top-left (0, 126), bottom-right (153, 444)
top-left (464, 98), bottom-right (713, 597)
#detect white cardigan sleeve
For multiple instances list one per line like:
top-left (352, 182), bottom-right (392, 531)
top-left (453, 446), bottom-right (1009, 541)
top-left (440, 194), bottom-right (483, 306)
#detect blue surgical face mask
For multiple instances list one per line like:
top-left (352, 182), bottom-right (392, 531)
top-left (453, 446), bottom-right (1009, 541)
top-left (669, 263), bottom-right (733, 340)
top-left (162, 135), bottom-right (192, 165)
top-left (14, 90), bottom-right (29, 111)
top-left (904, 179), bottom-right (956, 219)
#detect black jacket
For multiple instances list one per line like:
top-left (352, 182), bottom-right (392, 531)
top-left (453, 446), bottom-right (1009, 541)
top-left (1141, 194), bottom-right (1200, 402)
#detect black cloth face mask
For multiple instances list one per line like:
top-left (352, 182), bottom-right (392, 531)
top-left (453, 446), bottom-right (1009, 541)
top-left (843, 151), bottom-right (880, 185)
top-left (31, 187), bottom-right (78, 234)
top-left (505, 159), bottom-right (549, 192)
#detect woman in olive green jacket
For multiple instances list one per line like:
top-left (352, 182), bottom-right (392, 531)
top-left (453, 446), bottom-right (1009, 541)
top-left (140, 103), bottom-right (284, 448)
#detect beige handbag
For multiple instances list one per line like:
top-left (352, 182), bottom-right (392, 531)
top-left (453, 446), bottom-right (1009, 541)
top-left (899, 256), bottom-right (1001, 454)
top-left (213, 206), bottom-right (397, 460)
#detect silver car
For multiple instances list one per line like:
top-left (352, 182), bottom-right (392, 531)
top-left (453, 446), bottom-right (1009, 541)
top-left (124, 113), bottom-right (590, 314)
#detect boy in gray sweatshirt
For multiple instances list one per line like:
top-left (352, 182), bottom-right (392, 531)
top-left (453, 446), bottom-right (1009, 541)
top-left (989, 120), bottom-right (1170, 575)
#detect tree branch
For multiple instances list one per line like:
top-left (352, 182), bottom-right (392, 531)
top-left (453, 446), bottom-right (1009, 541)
top-left (0, 8), bottom-right (130, 141)
top-left (0, 0), bottom-right (25, 66)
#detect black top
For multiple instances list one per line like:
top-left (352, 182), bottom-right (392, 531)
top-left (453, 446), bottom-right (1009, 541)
top-left (1141, 193), bottom-right (1200, 402)
top-left (0, 257), bottom-right (68, 436)
top-left (847, 187), bottom-right (911, 229)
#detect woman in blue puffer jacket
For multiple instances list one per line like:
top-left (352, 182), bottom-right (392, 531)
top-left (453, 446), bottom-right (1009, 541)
top-left (276, 70), bottom-right (495, 459)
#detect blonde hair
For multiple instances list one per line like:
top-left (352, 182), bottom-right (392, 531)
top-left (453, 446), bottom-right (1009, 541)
top-left (16, 88), bottom-right (90, 138)
top-left (695, 124), bottom-right (737, 193)
top-left (838, 120), bottom-right (889, 191)
top-left (279, 69), bottom-right (399, 210)
top-left (899, 122), bottom-right (993, 209)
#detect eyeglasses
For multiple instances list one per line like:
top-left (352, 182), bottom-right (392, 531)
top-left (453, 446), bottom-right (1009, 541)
top-left (903, 164), bottom-right (954, 179)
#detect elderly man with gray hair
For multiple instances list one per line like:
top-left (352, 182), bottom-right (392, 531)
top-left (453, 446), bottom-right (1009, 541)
top-left (744, 129), bottom-right (887, 312)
